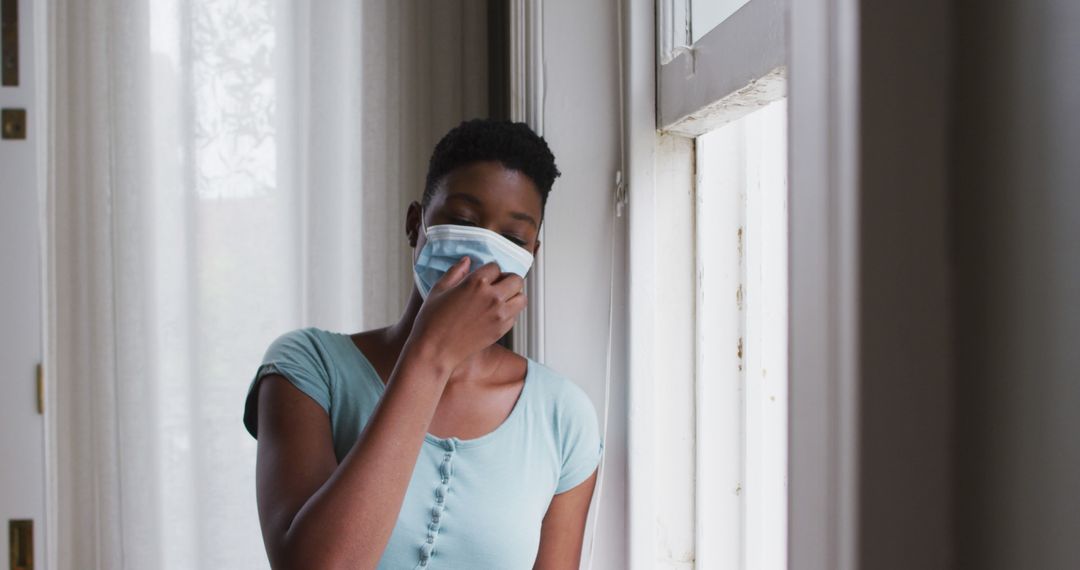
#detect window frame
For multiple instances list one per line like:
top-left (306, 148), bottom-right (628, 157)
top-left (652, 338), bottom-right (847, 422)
top-left (657, 0), bottom-right (787, 136)
top-left (628, 0), bottom-right (791, 568)
top-left (694, 100), bottom-right (790, 569)
top-left (629, 0), bottom-right (864, 569)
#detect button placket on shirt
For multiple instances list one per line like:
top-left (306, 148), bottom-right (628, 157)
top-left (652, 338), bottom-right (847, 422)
top-left (417, 437), bottom-right (458, 568)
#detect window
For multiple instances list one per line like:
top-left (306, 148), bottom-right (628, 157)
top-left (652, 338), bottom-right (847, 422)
top-left (691, 0), bottom-right (754, 43)
top-left (695, 98), bottom-right (788, 569)
top-left (628, 0), bottom-right (789, 568)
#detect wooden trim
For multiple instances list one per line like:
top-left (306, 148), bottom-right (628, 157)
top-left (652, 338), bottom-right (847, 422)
top-left (625, 0), bottom-right (657, 568)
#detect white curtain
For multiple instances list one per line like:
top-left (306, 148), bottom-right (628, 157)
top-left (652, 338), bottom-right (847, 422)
top-left (45, 1), bottom-right (489, 567)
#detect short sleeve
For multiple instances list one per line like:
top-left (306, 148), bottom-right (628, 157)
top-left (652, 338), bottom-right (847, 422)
top-left (243, 328), bottom-right (333, 438)
top-left (555, 382), bottom-right (605, 494)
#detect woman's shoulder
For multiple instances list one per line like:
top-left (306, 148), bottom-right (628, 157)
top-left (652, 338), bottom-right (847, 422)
top-left (523, 359), bottom-right (604, 492)
top-left (264, 325), bottom-right (331, 347)
top-left (525, 358), bottom-right (599, 426)
top-left (245, 327), bottom-right (371, 432)
top-left (262, 326), bottom-right (360, 362)
top-left (245, 327), bottom-right (337, 438)
top-left (252, 326), bottom-right (355, 404)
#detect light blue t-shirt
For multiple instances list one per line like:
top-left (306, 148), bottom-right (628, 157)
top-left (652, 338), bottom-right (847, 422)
top-left (243, 327), bottom-right (604, 569)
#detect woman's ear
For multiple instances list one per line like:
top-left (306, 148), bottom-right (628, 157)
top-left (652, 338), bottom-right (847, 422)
top-left (406, 201), bottom-right (422, 247)
top-left (532, 239), bottom-right (541, 258)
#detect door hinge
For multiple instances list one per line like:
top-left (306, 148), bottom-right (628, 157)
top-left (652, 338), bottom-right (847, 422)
top-left (614, 170), bottom-right (627, 218)
top-left (35, 363), bottom-right (43, 415)
top-left (1, 0), bottom-right (19, 86)
top-left (9, 519), bottom-right (33, 570)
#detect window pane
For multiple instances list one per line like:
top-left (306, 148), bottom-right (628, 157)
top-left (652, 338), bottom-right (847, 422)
top-left (691, 0), bottom-right (752, 43)
top-left (695, 97), bottom-right (787, 569)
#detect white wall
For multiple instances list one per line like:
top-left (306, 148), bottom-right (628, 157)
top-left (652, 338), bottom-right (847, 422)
top-left (952, 0), bottom-right (1080, 567)
top-left (0, 0), bottom-right (46, 566)
top-left (540, 0), bottom-right (628, 567)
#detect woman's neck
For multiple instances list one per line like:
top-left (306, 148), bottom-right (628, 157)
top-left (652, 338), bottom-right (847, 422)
top-left (382, 288), bottom-right (424, 354)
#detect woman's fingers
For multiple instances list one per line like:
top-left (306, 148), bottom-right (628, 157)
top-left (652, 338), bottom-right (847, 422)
top-left (507, 291), bottom-right (528, 313)
top-left (460, 261), bottom-right (523, 302)
top-left (432, 256), bottom-right (471, 292)
top-left (492, 272), bottom-right (526, 302)
top-left (411, 259), bottom-right (529, 369)
top-left (468, 261), bottom-right (503, 284)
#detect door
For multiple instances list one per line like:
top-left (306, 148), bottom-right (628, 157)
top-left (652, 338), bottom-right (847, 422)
top-left (1, 0), bottom-right (46, 568)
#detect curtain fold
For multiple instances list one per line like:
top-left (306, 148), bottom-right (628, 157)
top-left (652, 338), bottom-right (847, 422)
top-left (46, 1), bottom-right (489, 567)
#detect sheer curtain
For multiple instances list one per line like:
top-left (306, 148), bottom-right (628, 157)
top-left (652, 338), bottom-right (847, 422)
top-left (44, 1), bottom-right (490, 567)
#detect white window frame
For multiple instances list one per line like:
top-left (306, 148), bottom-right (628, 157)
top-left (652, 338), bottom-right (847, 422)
top-left (626, 0), bottom-right (862, 569)
top-left (629, 0), bottom-right (791, 568)
top-left (658, 0), bottom-right (786, 137)
top-left (695, 100), bottom-right (789, 569)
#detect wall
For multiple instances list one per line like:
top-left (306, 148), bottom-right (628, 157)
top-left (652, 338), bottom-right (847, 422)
top-left (567, 0), bottom-right (1080, 567)
top-left (792, 0), bottom-right (1080, 568)
top-left (540, 0), bottom-right (628, 568)
top-left (858, 0), bottom-right (955, 568)
top-left (789, 0), bottom-right (958, 566)
top-left (952, 0), bottom-right (1080, 567)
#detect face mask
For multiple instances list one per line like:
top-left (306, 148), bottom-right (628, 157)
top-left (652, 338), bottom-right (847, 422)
top-left (412, 210), bottom-right (535, 300)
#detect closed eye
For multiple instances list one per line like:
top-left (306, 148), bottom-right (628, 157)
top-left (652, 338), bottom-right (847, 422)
top-left (452, 218), bottom-right (527, 246)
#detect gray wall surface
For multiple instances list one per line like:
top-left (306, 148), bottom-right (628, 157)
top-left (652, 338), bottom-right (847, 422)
top-left (858, 0), bottom-right (955, 568)
top-left (951, 0), bottom-right (1080, 568)
top-left (541, 1), bottom-right (629, 568)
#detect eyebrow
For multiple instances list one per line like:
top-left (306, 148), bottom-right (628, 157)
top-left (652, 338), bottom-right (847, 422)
top-left (446, 193), bottom-right (538, 228)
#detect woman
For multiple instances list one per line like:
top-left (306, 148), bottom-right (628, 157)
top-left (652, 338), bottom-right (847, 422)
top-left (242, 119), bottom-right (604, 569)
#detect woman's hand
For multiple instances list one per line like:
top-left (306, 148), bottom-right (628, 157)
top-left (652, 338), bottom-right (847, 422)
top-left (408, 257), bottom-right (527, 371)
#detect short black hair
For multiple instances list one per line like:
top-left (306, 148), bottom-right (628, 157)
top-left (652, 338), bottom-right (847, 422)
top-left (423, 118), bottom-right (561, 212)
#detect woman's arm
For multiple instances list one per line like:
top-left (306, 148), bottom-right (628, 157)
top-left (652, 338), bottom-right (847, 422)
top-left (255, 258), bottom-right (527, 569)
top-left (533, 469), bottom-right (599, 570)
top-left (255, 341), bottom-right (450, 569)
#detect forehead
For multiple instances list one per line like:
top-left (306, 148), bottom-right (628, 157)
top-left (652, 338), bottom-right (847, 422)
top-left (432, 161), bottom-right (543, 216)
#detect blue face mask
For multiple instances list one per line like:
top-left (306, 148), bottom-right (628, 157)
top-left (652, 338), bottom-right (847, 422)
top-left (412, 210), bottom-right (535, 300)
